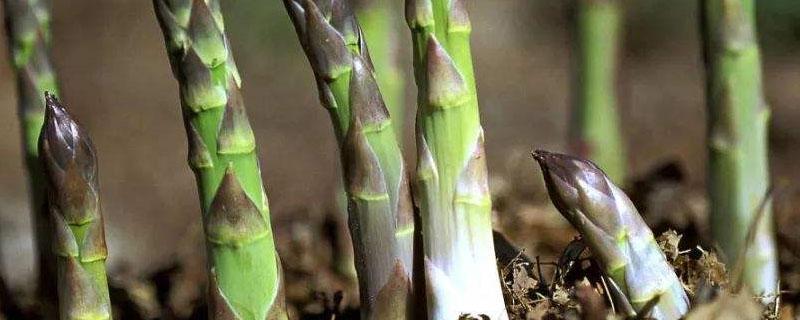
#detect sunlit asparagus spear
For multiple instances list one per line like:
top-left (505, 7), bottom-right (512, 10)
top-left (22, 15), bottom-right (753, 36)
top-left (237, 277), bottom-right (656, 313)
top-left (39, 94), bottom-right (111, 320)
top-left (405, 0), bottom-right (507, 318)
top-left (699, 0), bottom-right (778, 302)
top-left (532, 150), bottom-right (689, 320)
top-left (570, 0), bottom-right (626, 184)
top-left (283, 1), bottom-right (415, 318)
top-left (152, 0), bottom-right (287, 318)
top-left (2, 0), bottom-right (60, 313)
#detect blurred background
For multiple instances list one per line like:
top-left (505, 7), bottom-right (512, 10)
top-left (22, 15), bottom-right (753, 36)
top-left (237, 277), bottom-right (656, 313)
top-left (1, 0), bottom-right (800, 304)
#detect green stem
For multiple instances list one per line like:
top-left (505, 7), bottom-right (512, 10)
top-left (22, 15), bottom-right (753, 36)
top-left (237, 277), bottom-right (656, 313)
top-left (700, 0), bottom-right (778, 302)
top-left (2, 0), bottom-right (60, 316)
top-left (406, 0), bottom-right (507, 318)
top-left (571, 0), bottom-right (626, 184)
top-left (153, 1), bottom-right (287, 318)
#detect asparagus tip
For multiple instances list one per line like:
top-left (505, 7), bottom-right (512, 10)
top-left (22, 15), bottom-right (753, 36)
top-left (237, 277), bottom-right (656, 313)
top-left (41, 93), bottom-right (90, 167)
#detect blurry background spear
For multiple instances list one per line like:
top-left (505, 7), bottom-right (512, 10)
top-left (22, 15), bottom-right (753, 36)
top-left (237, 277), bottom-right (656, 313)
top-left (700, 0), bottom-right (778, 302)
top-left (2, 0), bottom-right (60, 316)
top-left (569, 0), bottom-right (627, 185)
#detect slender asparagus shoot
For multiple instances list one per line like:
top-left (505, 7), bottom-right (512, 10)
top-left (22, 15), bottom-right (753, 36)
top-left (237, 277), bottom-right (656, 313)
top-left (405, 0), bottom-right (507, 318)
top-left (284, 1), bottom-right (415, 318)
top-left (699, 0), bottom-right (778, 303)
top-left (40, 94), bottom-right (111, 320)
top-left (152, 1), bottom-right (287, 318)
top-left (532, 150), bottom-right (689, 320)
top-left (355, 0), bottom-right (406, 136)
top-left (570, 0), bottom-right (626, 184)
top-left (2, 0), bottom-right (60, 314)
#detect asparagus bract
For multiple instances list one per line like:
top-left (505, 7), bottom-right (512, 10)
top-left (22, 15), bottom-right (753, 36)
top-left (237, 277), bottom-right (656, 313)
top-left (405, 0), bottom-right (507, 318)
top-left (284, 1), bottom-right (415, 318)
top-left (570, 0), bottom-right (626, 184)
top-left (533, 150), bottom-right (689, 320)
top-left (355, 0), bottom-right (405, 136)
top-left (2, 0), bottom-right (60, 313)
top-left (700, 0), bottom-right (778, 302)
top-left (153, 1), bottom-right (287, 318)
top-left (40, 94), bottom-right (111, 320)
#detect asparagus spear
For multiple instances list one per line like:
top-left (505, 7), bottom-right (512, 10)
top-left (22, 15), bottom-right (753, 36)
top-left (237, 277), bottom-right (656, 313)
top-left (532, 150), bottom-right (689, 320)
top-left (39, 94), bottom-right (111, 320)
top-left (283, 1), bottom-right (415, 318)
top-left (152, 1), bottom-right (287, 318)
top-left (405, 0), bottom-right (507, 318)
top-left (699, 0), bottom-right (778, 302)
top-left (2, 0), bottom-right (60, 313)
top-left (355, 0), bottom-right (406, 136)
top-left (570, 0), bottom-right (626, 184)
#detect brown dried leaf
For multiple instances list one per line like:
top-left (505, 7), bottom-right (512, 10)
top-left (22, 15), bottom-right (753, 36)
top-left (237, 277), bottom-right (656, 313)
top-left (657, 230), bottom-right (682, 261)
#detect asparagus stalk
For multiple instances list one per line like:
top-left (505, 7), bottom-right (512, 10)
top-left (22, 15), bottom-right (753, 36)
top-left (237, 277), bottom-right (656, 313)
top-left (39, 94), bottom-right (111, 320)
top-left (283, 1), bottom-right (415, 318)
top-left (152, 1), bottom-right (287, 318)
top-left (532, 150), bottom-right (689, 320)
top-left (699, 0), bottom-right (778, 302)
top-left (355, 0), bottom-right (405, 136)
top-left (570, 0), bottom-right (626, 184)
top-left (2, 0), bottom-right (60, 313)
top-left (405, 0), bottom-right (507, 318)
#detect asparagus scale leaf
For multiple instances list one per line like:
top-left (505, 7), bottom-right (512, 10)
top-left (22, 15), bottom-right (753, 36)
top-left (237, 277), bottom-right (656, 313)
top-left (355, 0), bottom-right (405, 136)
top-left (406, 0), bottom-right (508, 318)
top-left (533, 150), bottom-right (689, 320)
top-left (40, 94), bottom-right (111, 320)
top-left (2, 0), bottom-right (60, 314)
top-left (284, 1), bottom-right (415, 318)
top-left (700, 0), bottom-right (778, 302)
top-left (153, 0), bottom-right (287, 319)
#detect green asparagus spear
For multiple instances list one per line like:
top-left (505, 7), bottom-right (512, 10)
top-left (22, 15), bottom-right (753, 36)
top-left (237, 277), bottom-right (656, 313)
top-left (2, 0), bottom-right (60, 314)
top-left (284, 1), bottom-right (415, 318)
top-left (570, 0), bottom-right (626, 184)
top-left (39, 94), bottom-right (111, 320)
top-left (699, 0), bottom-right (778, 302)
top-left (405, 0), bottom-right (507, 318)
top-left (152, 1), bottom-right (287, 318)
top-left (533, 150), bottom-right (689, 320)
top-left (355, 0), bottom-right (405, 136)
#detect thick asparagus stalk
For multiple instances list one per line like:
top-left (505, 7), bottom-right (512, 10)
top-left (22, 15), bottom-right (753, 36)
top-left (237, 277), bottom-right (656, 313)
top-left (570, 0), bottom-right (626, 184)
top-left (2, 0), bottom-right (60, 313)
top-left (699, 0), bottom-right (778, 302)
top-left (283, 1), bottom-right (415, 318)
top-left (533, 150), bottom-right (689, 320)
top-left (152, 1), bottom-right (287, 319)
top-left (405, 0), bottom-right (507, 318)
top-left (355, 0), bottom-right (405, 136)
top-left (39, 94), bottom-right (111, 320)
